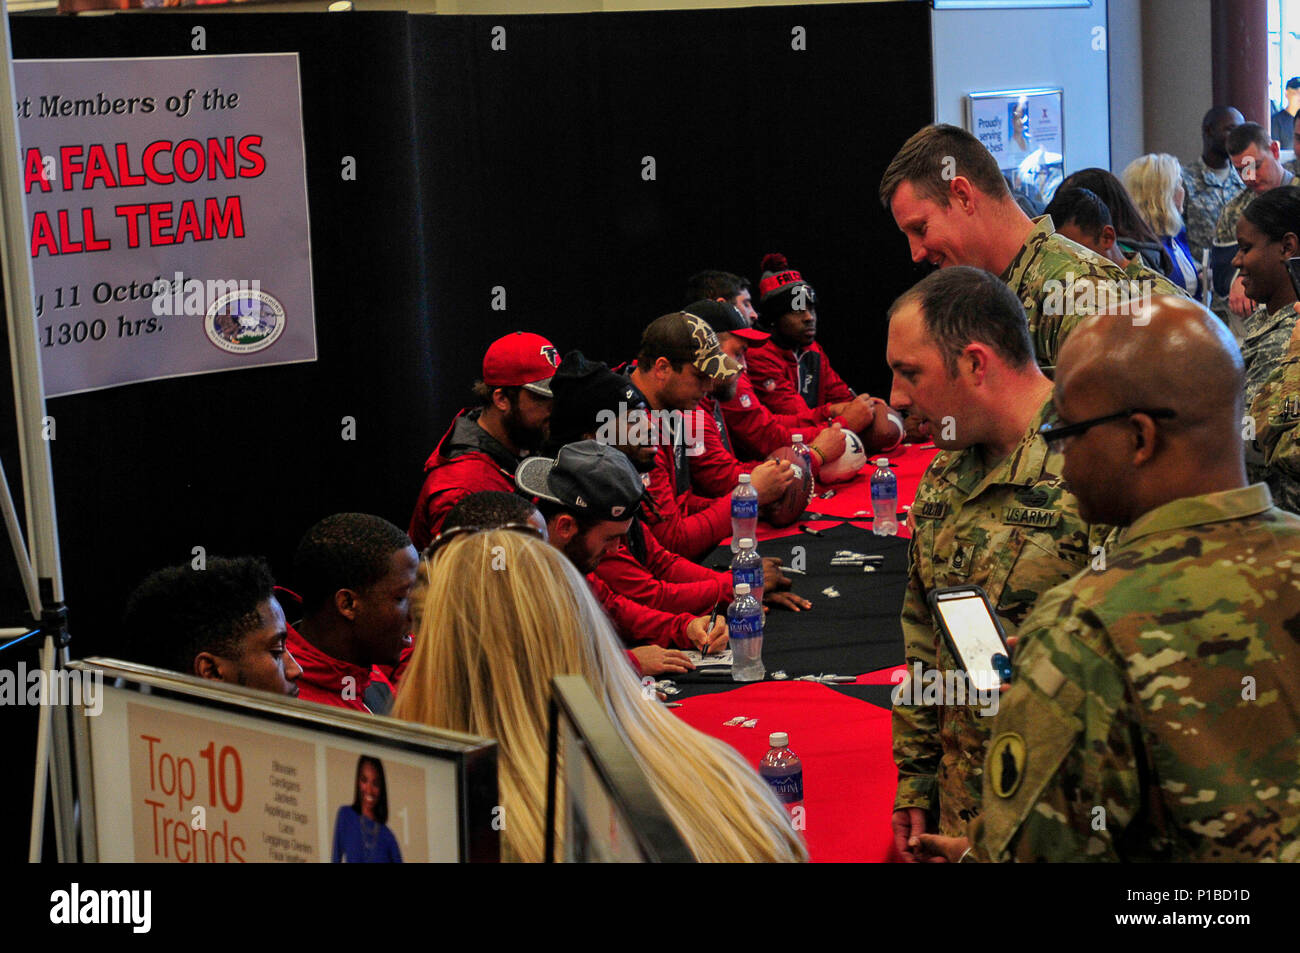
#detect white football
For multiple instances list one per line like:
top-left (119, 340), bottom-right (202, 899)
top-left (818, 428), bottom-right (868, 483)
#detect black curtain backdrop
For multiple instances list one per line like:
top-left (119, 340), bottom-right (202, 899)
top-left (1, 3), bottom-right (931, 858)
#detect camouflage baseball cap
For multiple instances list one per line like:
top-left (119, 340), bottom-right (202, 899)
top-left (640, 311), bottom-right (741, 383)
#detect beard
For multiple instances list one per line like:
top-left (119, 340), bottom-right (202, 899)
top-left (504, 408), bottom-right (547, 454)
top-left (562, 534), bottom-right (600, 574)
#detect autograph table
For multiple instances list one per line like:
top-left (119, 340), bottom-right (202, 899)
top-left (668, 444), bottom-right (937, 863)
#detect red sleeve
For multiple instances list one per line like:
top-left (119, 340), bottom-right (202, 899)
top-left (592, 535), bottom-right (730, 616)
top-left (722, 373), bottom-right (835, 460)
top-left (686, 405), bottom-right (757, 497)
top-left (744, 343), bottom-right (828, 423)
top-left (587, 574), bottom-right (695, 649)
top-left (641, 446), bottom-right (732, 560)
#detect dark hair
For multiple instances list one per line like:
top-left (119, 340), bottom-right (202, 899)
top-left (1044, 187), bottom-right (1113, 242)
top-left (1226, 122), bottom-right (1271, 156)
top-left (887, 266), bottom-right (1034, 374)
top-left (445, 491), bottom-right (539, 530)
top-left (684, 270), bottom-right (748, 304)
top-left (1287, 77), bottom-right (1300, 91)
top-left (124, 556), bottom-right (276, 675)
top-left (293, 513), bottom-right (412, 615)
top-left (1241, 186), bottom-right (1300, 243)
top-left (635, 313), bottom-right (692, 371)
top-left (1058, 167), bottom-right (1171, 272)
top-left (351, 755), bottom-right (389, 825)
top-left (532, 496), bottom-right (606, 534)
top-left (879, 123), bottom-right (1011, 209)
top-left (471, 380), bottom-right (521, 407)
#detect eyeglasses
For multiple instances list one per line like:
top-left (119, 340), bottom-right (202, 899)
top-left (1038, 408), bottom-right (1176, 445)
top-left (424, 522), bottom-right (545, 559)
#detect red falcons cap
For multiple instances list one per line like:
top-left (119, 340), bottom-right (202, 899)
top-left (482, 331), bottom-right (560, 397)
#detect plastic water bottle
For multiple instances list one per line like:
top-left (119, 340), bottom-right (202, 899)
top-left (728, 583), bottom-right (764, 681)
top-left (759, 732), bottom-right (804, 817)
top-left (730, 473), bottom-right (759, 553)
top-left (731, 537), bottom-right (763, 604)
top-left (870, 457), bottom-right (898, 536)
top-left (791, 433), bottom-right (813, 480)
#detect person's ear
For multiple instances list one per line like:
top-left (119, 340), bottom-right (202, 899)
top-left (962, 343), bottom-right (990, 383)
top-left (950, 176), bottom-right (977, 214)
top-left (334, 587), bottom-right (360, 621)
top-left (1271, 140), bottom-right (1282, 161)
top-left (1131, 413), bottom-right (1160, 465)
top-left (552, 513), bottom-right (578, 545)
top-left (194, 652), bottom-right (225, 682)
top-left (1281, 231), bottom-right (1299, 260)
top-left (491, 387), bottom-right (512, 413)
top-left (1098, 224), bottom-right (1118, 252)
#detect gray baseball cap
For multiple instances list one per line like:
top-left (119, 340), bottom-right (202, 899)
top-left (515, 440), bottom-right (644, 520)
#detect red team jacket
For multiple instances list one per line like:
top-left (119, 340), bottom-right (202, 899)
top-left (287, 624), bottom-right (375, 712)
top-left (642, 438), bottom-right (733, 561)
top-left (743, 339), bottom-right (854, 423)
top-left (592, 520), bottom-right (731, 616)
top-left (408, 408), bottom-right (521, 550)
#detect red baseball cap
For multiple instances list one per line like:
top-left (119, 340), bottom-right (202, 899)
top-left (482, 331), bottom-right (560, 397)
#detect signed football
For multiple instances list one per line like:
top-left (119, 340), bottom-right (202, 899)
top-left (762, 446), bottom-right (814, 527)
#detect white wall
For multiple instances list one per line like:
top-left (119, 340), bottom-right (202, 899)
top-left (931, 0), bottom-right (1111, 176)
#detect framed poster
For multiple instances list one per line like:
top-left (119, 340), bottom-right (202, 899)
top-left (966, 87), bottom-right (1065, 204)
top-left (68, 658), bottom-right (499, 863)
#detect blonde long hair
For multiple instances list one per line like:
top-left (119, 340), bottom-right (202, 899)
top-left (1121, 153), bottom-right (1184, 238)
top-left (393, 530), bottom-right (807, 863)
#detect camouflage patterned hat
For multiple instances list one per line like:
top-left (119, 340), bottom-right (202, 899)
top-left (639, 311), bottom-right (741, 382)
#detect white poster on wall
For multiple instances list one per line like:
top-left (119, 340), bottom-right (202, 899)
top-left (966, 87), bottom-right (1065, 203)
top-left (14, 53), bottom-right (316, 397)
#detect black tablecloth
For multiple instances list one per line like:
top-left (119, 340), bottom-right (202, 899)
top-left (670, 523), bottom-right (908, 698)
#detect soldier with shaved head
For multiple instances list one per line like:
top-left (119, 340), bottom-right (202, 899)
top-left (916, 295), bottom-right (1300, 862)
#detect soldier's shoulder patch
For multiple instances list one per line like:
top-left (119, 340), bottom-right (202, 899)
top-left (989, 732), bottom-right (1027, 798)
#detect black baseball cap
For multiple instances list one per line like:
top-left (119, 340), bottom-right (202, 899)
top-left (515, 440), bottom-right (644, 520)
top-left (684, 299), bottom-right (769, 343)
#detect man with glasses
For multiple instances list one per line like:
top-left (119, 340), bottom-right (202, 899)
top-left (915, 294), bottom-right (1300, 862)
top-left (884, 266), bottom-right (1113, 860)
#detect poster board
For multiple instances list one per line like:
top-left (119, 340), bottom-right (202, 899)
top-left (68, 658), bottom-right (498, 863)
top-left (13, 53), bottom-right (316, 397)
top-left (544, 675), bottom-right (692, 863)
top-left (966, 87), bottom-right (1065, 203)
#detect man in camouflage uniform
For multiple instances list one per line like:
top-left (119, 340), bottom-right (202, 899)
top-left (880, 123), bottom-right (1134, 374)
top-left (884, 267), bottom-right (1111, 858)
top-left (1181, 106), bottom-right (1244, 264)
top-left (917, 296), bottom-right (1300, 862)
top-left (1209, 123), bottom-right (1299, 327)
top-left (1044, 185), bottom-right (1188, 300)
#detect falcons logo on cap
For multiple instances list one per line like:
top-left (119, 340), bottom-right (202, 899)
top-left (540, 345), bottom-right (559, 367)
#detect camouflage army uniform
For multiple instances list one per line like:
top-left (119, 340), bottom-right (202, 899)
top-left (1121, 256), bottom-right (1189, 300)
top-left (971, 485), bottom-right (1300, 861)
top-left (893, 398), bottom-right (1111, 834)
top-left (1246, 328), bottom-right (1300, 513)
top-left (1180, 158), bottom-right (1244, 264)
top-left (1001, 217), bottom-right (1137, 374)
top-left (1237, 304), bottom-right (1300, 491)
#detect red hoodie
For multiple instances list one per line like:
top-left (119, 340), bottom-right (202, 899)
top-left (719, 372), bottom-right (839, 461)
top-left (743, 339), bottom-right (854, 423)
top-left (588, 574), bottom-right (696, 649)
top-left (287, 624), bottom-right (373, 712)
top-left (408, 408), bottom-right (521, 550)
top-left (642, 439), bottom-right (733, 561)
top-left (592, 520), bottom-right (731, 616)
